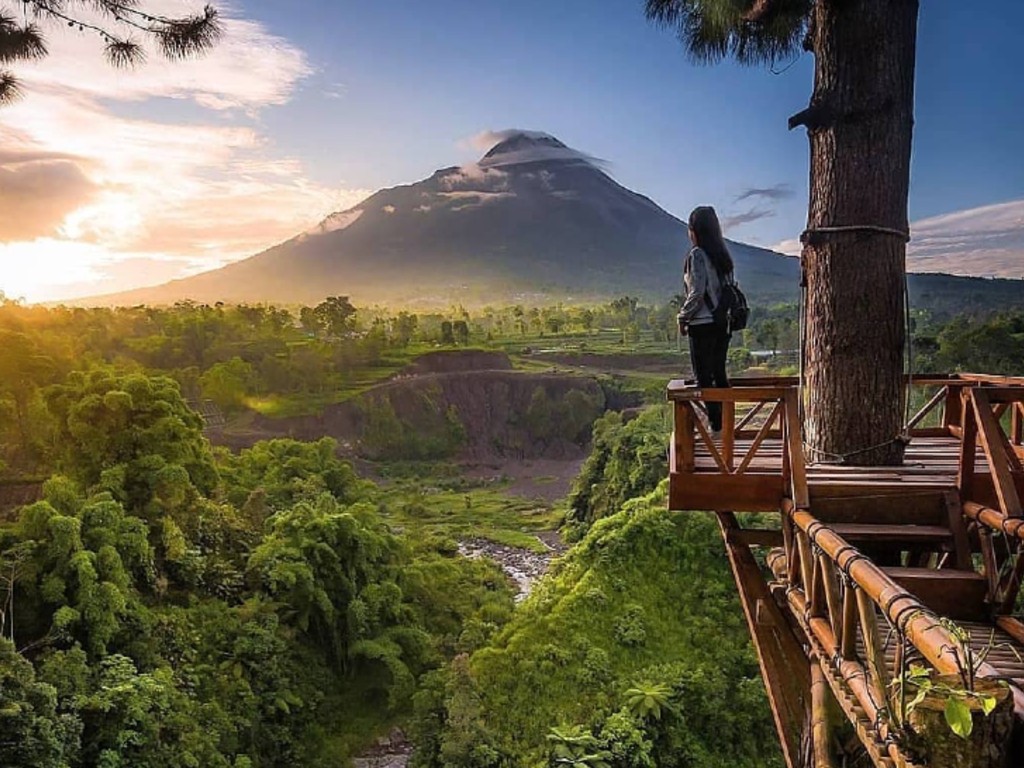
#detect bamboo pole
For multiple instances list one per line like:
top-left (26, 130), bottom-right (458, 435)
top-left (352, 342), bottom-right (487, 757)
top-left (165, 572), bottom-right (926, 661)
top-left (840, 585), bottom-right (858, 661)
top-left (810, 661), bottom-right (837, 768)
top-left (790, 593), bottom-right (903, 767)
top-left (964, 500), bottom-right (1024, 540)
top-left (819, 554), bottom-right (843, 642)
top-left (785, 501), bottom-right (1024, 715)
top-left (856, 587), bottom-right (890, 703)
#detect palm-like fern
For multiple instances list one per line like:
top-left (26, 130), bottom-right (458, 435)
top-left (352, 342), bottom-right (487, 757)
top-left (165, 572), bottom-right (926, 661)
top-left (624, 681), bottom-right (676, 721)
top-left (546, 726), bottom-right (614, 768)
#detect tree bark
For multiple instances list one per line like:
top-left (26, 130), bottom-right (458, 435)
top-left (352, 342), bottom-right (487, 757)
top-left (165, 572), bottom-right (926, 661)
top-left (798, 0), bottom-right (918, 466)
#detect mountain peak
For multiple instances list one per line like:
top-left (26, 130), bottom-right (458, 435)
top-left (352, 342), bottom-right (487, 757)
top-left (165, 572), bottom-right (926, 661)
top-left (482, 131), bottom-right (568, 160)
top-left (477, 129), bottom-right (601, 169)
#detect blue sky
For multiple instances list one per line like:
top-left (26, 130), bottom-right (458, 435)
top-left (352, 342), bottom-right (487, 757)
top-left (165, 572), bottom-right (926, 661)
top-left (2, 0), bottom-right (1022, 300)
top-left (248, 0), bottom-right (1023, 242)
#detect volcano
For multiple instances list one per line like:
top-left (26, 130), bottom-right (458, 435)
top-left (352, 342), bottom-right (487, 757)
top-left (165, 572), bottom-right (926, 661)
top-left (87, 131), bottom-right (800, 306)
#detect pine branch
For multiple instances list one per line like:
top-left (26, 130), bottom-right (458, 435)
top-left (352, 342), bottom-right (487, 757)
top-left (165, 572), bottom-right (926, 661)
top-left (0, 13), bottom-right (47, 63)
top-left (0, 70), bottom-right (20, 104)
top-left (20, 1), bottom-right (221, 66)
top-left (645, 0), bottom-right (811, 67)
top-left (155, 4), bottom-right (221, 60)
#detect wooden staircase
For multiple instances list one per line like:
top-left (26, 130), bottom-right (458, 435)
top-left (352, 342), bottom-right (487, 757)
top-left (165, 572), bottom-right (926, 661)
top-left (811, 489), bottom-right (989, 622)
top-left (667, 375), bottom-right (1024, 768)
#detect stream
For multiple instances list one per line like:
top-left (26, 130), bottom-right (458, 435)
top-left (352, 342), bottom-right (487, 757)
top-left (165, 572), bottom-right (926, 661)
top-left (458, 531), bottom-right (566, 602)
top-left (353, 532), bottom-right (566, 767)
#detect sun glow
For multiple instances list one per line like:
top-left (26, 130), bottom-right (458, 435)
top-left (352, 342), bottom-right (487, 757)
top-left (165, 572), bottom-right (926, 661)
top-left (0, 3), bottom-right (369, 305)
top-left (61, 193), bottom-right (147, 243)
top-left (0, 240), bottom-right (115, 303)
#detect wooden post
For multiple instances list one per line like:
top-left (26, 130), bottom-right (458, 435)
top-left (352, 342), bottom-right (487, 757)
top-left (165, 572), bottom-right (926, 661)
top-left (782, 512), bottom-right (800, 587)
top-left (797, 531), bottom-right (815, 602)
top-left (855, 588), bottom-right (890, 700)
top-left (1012, 402), bottom-right (1022, 447)
top-left (972, 388), bottom-right (1023, 517)
top-left (723, 400), bottom-right (735, 471)
top-left (673, 401), bottom-right (695, 473)
top-left (840, 585), bottom-right (858, 661)
top-left (716, 513), bottom-right (810, 768)
top-left (943, 384), bottom-right (960, 431)
top-left (819, 555), bottom-right (843, 641)
top-left (958, 389), bottom-right (977, 503)
top-left (784, 389), bottom-right (809, 509)
top-left (943, 490), bottom-right (973, 571)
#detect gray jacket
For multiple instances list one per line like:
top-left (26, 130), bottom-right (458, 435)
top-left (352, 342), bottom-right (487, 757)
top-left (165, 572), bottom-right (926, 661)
top-left (679, 247), bottom-right (722, 326)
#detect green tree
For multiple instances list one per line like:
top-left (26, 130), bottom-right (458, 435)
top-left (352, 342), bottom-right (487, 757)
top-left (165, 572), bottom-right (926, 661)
top-left (0, 1), bottom-right (221, 104)
top-left (647, 0), bottom-right (917, 465)
top-left (394, 311), bottom-right (420, 346)
top-left (0, 330), bottom-right (56, 463)
top-left (15, 479), bottom-right (152, 657)
top-left (217, 437), bottom-right (364, 512)
top-left (546, 726), bottom-right (612, 768)
top-left (0, 639), bottom-right (75, 768)
top-left (55, 652), bottom-right (230, 767)
top-left (299, 305), bottom-right (323, 336)
top-left (440, 320), bottom-right (456, 345)
top-left (624, 682), bottom-right (674, 721)
top-left (45, 370), bottom-right (218, 519)
top-left (200, 356), bottom-right (254, 411)
top-left (247, 493), bottom-right (429, 699)
top-left (313, 296), bottom-right (357, 338)
top-left (755, 319), bottom-right (780, 357)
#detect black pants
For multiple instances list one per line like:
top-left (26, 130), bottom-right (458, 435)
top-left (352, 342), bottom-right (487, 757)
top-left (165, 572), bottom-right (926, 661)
top-left (688, 322), bottom-right (731, 430)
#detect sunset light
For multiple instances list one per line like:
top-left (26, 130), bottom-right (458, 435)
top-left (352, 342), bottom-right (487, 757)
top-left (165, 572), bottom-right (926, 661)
top-left (2, 3), bottom-right (1024, 767)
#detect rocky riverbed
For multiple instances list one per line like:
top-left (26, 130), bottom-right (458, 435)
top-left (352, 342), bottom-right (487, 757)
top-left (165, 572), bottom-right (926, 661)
top-left (458, 532), bottom-right (567, 601)
top-left (352, 728), bottom-right (412, 768)
top-left (353, 533), bottom-right (566, 767)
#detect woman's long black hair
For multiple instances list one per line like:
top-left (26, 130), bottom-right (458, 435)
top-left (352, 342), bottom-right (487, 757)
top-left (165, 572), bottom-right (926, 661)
top-left (688, 206), bottom-right (734, 275)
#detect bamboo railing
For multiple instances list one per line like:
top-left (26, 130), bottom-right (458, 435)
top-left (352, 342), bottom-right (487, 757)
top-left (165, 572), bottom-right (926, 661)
top-left (667, 373), bottom-right (1024, 767)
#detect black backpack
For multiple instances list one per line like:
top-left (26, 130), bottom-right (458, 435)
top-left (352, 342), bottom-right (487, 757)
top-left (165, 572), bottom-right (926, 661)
top-left (705, 270), bottom-right (749, 333)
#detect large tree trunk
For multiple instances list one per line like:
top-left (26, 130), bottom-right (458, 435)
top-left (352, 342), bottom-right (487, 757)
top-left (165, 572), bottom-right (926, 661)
top-left (797, 0), bottom-right (918, 466)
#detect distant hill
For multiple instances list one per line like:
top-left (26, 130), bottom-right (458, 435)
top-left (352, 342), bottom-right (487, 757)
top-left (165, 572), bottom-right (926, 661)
top-left (84, 131), bottom-right (1023, 313)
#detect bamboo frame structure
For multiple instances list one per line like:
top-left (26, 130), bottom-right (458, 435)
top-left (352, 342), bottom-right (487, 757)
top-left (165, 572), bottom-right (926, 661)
top-left (667, 374), bottom-right (1024, 768)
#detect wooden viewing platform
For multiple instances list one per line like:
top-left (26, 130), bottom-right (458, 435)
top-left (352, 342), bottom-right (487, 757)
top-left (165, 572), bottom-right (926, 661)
top-left (667, 374), bottom-right (1024, 768)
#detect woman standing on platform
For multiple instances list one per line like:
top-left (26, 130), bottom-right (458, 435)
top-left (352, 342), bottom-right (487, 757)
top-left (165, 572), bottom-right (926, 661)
top-left (677, 205), bottom-right (734, 435)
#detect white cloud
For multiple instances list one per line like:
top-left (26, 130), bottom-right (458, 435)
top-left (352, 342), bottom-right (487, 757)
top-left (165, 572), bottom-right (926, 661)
top-left (908, 199), bottom-right (1024, 278)
top-left (770, 238), bottom-right (802, 257)
top-left (0, 2), bottom-right (368, 303)
top-left (306, 208), bottom-right (367, 236)
top-left (462, 129), bottom-right (608, 170)
top-left (768, 199), bottom-right (1024, 280)
top-left (439, 164), bottom-right (510, 192)
top-left (15, 1), bottom-right (312, 110)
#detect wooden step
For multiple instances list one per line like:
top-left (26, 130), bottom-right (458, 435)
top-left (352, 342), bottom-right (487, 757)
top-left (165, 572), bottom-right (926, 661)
top-left (883, 567), bottom-right (989, 622)
top-left (810, 491), bottom-right (948, 526)
top-left (830, 523), bottom-right (953, 545)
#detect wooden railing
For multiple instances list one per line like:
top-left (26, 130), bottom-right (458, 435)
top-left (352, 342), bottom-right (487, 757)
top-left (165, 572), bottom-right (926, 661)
top-left (957, 385), bottom-right (1024, 638)
top-left (668, 374), bottom-right (1024, 765)
top-left (776, 499), bottom-right (1024, 765)
top-left (667, 380), bottom-right (805, 511)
